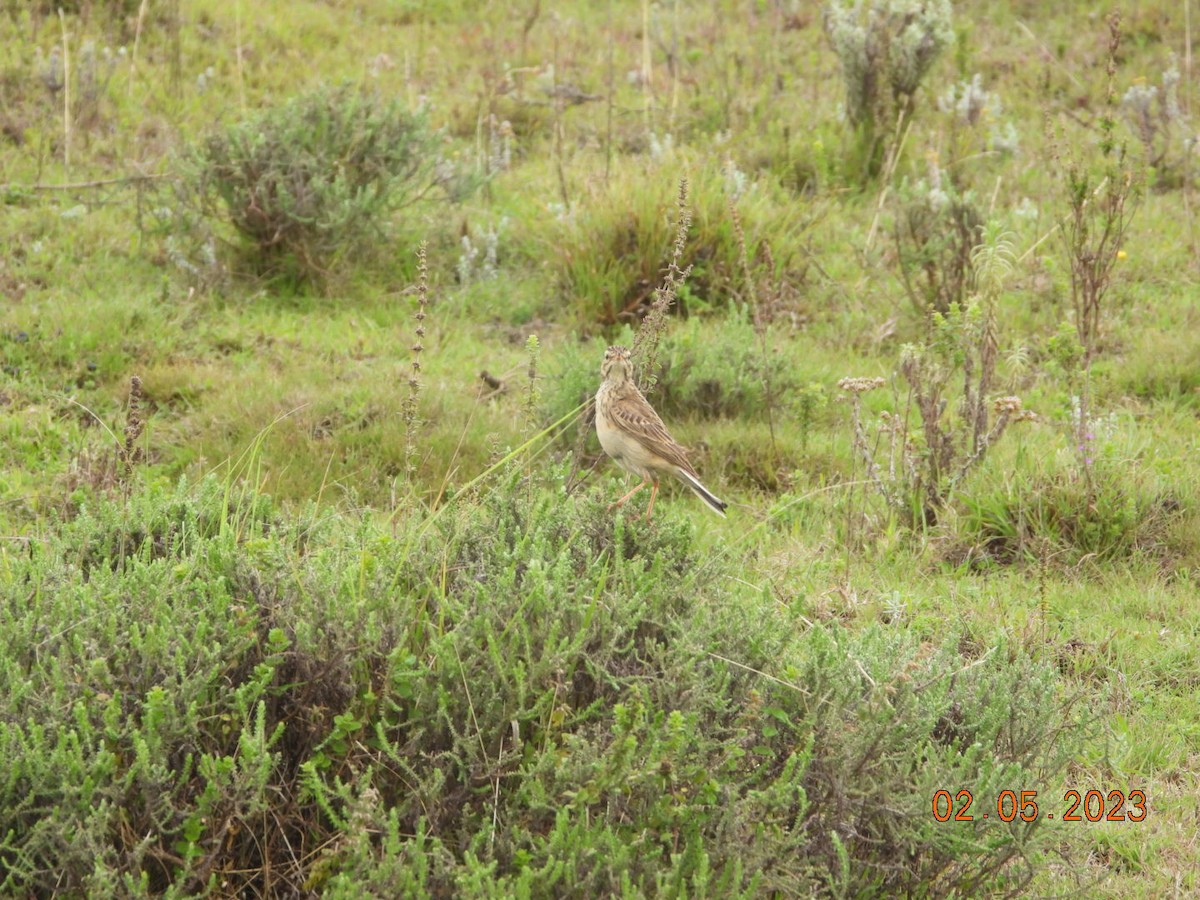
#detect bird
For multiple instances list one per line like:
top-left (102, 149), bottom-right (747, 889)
top-left (594, 345), bottom-right (727, 520)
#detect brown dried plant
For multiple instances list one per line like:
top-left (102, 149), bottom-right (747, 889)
top-left (631, 177), bottom-right (693, 394)
top-left (63, 375), bottom-right (148, 506)
top-left (122, 374), bottom-right (146, 476)
top-left (402, 241), bottom-right (429, 480)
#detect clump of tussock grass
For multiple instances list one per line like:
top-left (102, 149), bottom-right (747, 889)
top-left (539, 161), bottom-right (814, 330)
top-left (945, 453), bottom-right (1193, 571)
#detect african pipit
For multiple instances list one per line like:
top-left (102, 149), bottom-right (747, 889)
top-left (595, 345), bottom-right (727, 520)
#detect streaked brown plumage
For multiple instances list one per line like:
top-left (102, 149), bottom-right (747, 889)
top-left (594, 345), bottom-right (727, 520)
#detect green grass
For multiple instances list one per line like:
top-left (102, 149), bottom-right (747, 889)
top-left (2, 0), bottom-right (1199, 895)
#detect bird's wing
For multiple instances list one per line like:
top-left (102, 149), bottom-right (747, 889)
top-left (608, 388), bottom-right (696, 473)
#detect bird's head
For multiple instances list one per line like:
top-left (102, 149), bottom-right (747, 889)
top-left (600, 345), bottom-right (633, 384)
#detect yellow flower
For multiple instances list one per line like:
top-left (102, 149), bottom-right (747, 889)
top-left (1117, 250), bottom-right (1127, 260)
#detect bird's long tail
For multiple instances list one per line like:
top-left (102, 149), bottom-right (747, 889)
top-left (674, 468), bottom-right (728, 517)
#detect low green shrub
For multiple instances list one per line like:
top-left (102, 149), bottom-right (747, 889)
top-left (176, 84), bottom-right (462, 288)
top-left (0, 473), bottom-right (1086, 895)
top-left (651, 313), bottom-right (795, 422)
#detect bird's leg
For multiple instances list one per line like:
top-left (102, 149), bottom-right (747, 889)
top-left (644, 480), bottom-right (659, 522)
top-left (610, 478), bottom-right (649, 511)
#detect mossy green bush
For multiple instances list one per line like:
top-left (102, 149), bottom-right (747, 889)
top-left (0, 473), bottom-right (1085, 896)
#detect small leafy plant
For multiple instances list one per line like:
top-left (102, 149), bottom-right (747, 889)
top-left (846, 225), bottom-right (1031, 525)
top-left (893, 158), bottom-right (984, 318)
top-left (1051, 14), bottom-right (1140, 488)
top-left (937, 74), bottom-right (1020, 157)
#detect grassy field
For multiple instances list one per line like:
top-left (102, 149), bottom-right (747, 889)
top-left (2, 0), bottom-right (1198, 895)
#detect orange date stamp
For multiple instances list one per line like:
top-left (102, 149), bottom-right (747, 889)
top-left (932, 789), bottom-right (1147, 823)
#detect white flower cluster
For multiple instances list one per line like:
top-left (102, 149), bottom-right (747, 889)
top-left (457, 219), bottom-right (506, 284)
top-left (1122, 57), bottom-right (1197, 166)
top-left (823, 3), bottom-right (871, 122)
top-left (165, 235), bottom-right (219, 281)
top-left (1123, 62), bottom-right (1182, 125)
top-left (923, 157), bottom-right (950, 210)
top-left (649, 132), bottom-right (674, 160)
top-left (723, 160), bottom-right (750, 200)
top-left (1013, 197), bottom-right (1038, 221)
top-left (1122, 83), bottom-right (1159, 125)
top-left (35, 42), bottom-right (124, 97)
top-left (196, 66), bottom-right (217, 91)
top-left (825, 0), bottom-right (954, 124)
top-left (838, 376), bottom-right (887, 394)
top-left (938, 74), bottom-right (1019, 154)
top-left (886, 0), bottom-right (954, 96)
top-left (1070, 395), bottom-right (1117, 443)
